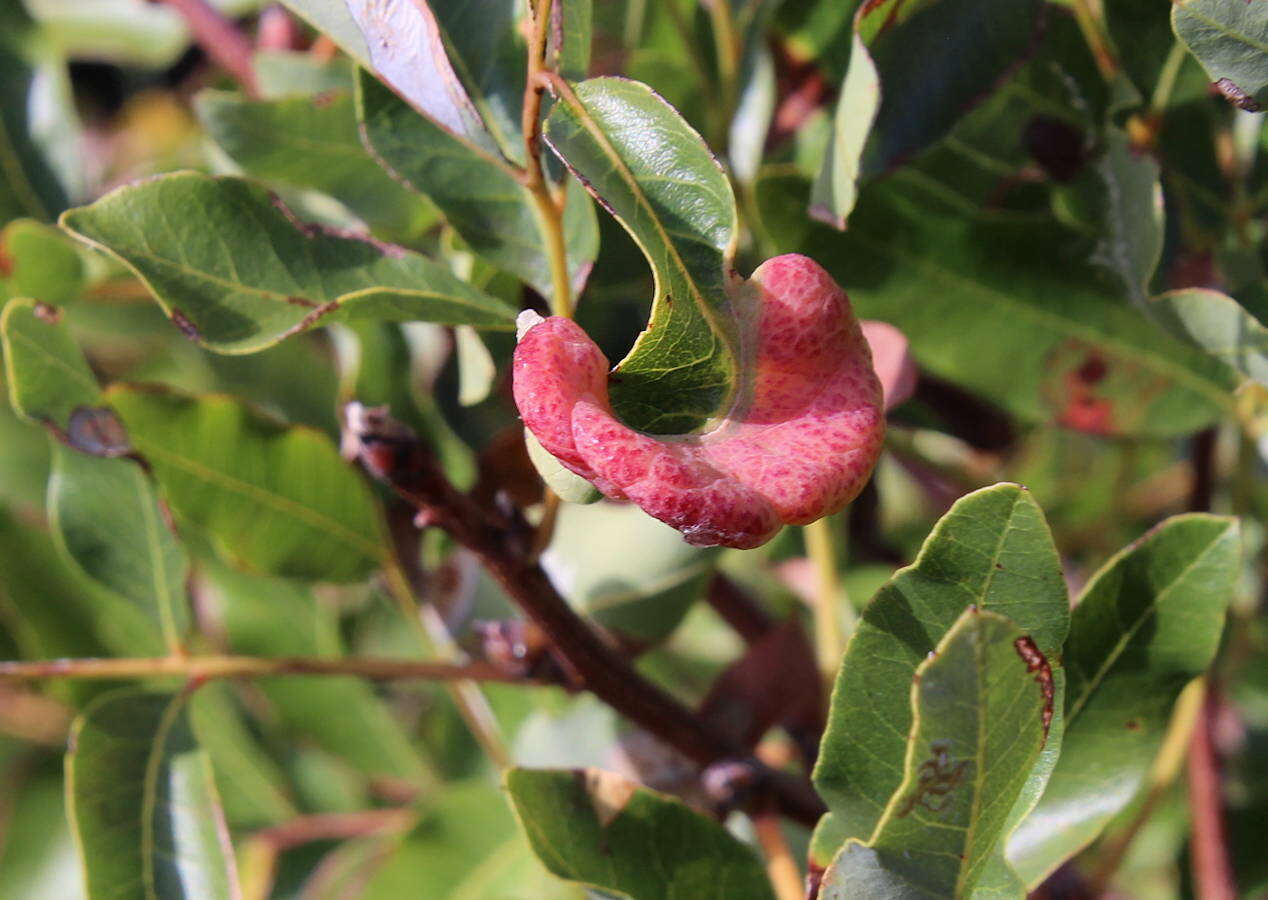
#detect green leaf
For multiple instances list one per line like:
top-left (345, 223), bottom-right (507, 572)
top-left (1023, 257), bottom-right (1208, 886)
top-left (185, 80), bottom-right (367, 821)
top-left (59, 172), bottom-right (515, 354)
top-left (506, 767), bottom-right (775, 900)
top-left (811, 0), bottom-right (1044, 226)
top-left (0, 219), bottom-right (88, 305)
top-left (276, 0), bottom-right (374, 68)
top-left (524, 427), bottom-right (600, 504)
top-left (0, 773), bottom-right (85, 900)
top-left (343, 0), bottom-right (519, 159)
top-left (822, 608), bottom-right (1051, 900)
top-left (1053, 126), bottom-right (1164, 307)
top-left (1, 297), bottom-right (97, 428)
top-left (49, 445), bottom-right (191, 651)
top-left (196, 87), bottom-right (436, 243)
top-left (356, 73), bottom-right (598, 301)
top-left (106, 384), bottom-right (387, 582)
top-left (783, 178), bottom-right (1238, 437)
top-left (1173, 0), bottom-right (1268, 110)
top-left (540, 500), bottom-right (715, 644)
top-left (553, 0), bottom-right (593, 83)
top-left (543, 77), bottom-right (738, 434)
top-left (206, 561), bottom-right (433, 785)
top-left (187, 682), bottom-right (300, 828)
top-left (0, 7), bottom-right (81, 224)
top-left (1007, 514), bottom-right (1240, 887)
top-left (1150, 288), bottom-right (1268, 385)
top-left (66, 689), bottom-right (240, 900)
top-left (814, 484), bottom-right (1067, 847)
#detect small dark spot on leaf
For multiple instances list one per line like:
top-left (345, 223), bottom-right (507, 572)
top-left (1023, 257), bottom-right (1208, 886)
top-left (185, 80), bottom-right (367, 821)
top-left (1126, 719), bottom-right (1141, 731)
top-left (0, 244), bottom-right (12, 278)
top-left (895, 741), bottom-right (968, 817)
top-left (994, 562), bottom-right (1004, 570)
top-left (67, 406), bottom-right (131, 458)
top-left (1023, 115), bottom-right (1087, 182)
top-left (170, 309), bottom-right (202, 341)
top-left (1214, 78), bottom-right (1261, 111)
top-left (1076, 354), bottom-right (1108, 385)
top-left (1013, 635), bottom-right (1054, 739)
top-left (312, 90), bottom-right (339, 108)
top-left (286, 295), bottom-right (317, 308)
top-left (33, 302), bottom-right (61, 324)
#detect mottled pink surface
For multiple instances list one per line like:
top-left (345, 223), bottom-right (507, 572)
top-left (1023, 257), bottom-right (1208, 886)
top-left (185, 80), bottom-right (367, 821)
top-left (512, 254), bottom-right (885, 549)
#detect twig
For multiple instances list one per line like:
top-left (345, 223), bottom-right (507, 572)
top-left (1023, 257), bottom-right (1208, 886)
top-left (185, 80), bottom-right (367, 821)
top-left (1188, 683), bottom-right (1237, 900)
top-left (803, 517), bottom-right (845, 680)
top-left (521, 0), bottom-right (573, 317)
top-left (1087, 678), bottom-right (1204, 893)
top-left (706, 574), bottom-right (775, 644)
top-left (753, 811), bottom-right (805, 900)
top-left (1068, 0), bottom-right (1118, 84)
top-left (347, 405), bottom-right (826, 827)
top-left (0, 654), bottom-right (531, 683)
top-left (1188, 428), bottom-right (1218, 514)
top-left (162, 0), bottom-right (259, 98)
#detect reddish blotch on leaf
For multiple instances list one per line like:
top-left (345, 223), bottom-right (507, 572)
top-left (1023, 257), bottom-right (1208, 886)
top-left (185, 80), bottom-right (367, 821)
top-left (513, 254), bottom-right (891, 549)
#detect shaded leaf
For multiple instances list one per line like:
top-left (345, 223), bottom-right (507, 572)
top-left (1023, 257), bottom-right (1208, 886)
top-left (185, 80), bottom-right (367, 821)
top-left (106, 384), bottom-right (386, 582)
top-left (67, 689), bottom-right (239, 900)
top-left (1173, 0), bottom-right (1268, 111)
top-left (49, 445), bottom-right (191, 651)
top-left (814, 484), bottom-right (1067, 847)
top-left (59, 172), bottom-right (515, 354)
top-left (1151, 287), bottom-right (1268, 385)
top-left (506, 767), bottom-right (775, 900)
top-left (524, 427), bottom-right (600, 504)
top-left (1007, 514), bottom-right (1240, 887)
top-left (540, 500), bottom-right (715, 644)
top-left (276, 0), bottom-right (374, 68)
top-left (823, 608), bottom-right (1050, 899)
top-left (196, 87), bottom-right (436, 242)
top-left (206, 561), bottom-right (432, 785)
top-left (357, 73), bottom-right (598, 300)
top-left (812, 0), bottom-right (1044, 226)
top-left (543, 77), bottom-right (738, 434)
top-left (784, 178), bottom-right (1239, 436)
top-left (0, 6), bottom-right (81, 224)
top-left (0, 773), bottom-right (85, 900)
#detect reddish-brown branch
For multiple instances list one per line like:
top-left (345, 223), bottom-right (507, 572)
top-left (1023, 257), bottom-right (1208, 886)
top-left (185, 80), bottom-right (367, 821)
top-left (706, 575), bottom-right (776, 644)
top-left (347, 405), bottom-right (826, 826)
top-left (1188, 684), bottom-right (1238, 900)
top-left (162, 0), bottom-right (259, 98)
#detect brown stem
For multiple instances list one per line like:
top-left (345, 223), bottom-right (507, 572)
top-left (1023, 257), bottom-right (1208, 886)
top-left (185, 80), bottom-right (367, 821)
top-left (0, 654), bottom-right (532, 684)
top-left (162, 0), bottom-right (259, 98)
top-left (348, 406), bottom-right (826, 826)
top-left (706, 575), bottom-right (775, 644)
top-left (753, 810), bottom-right (805, 900)
top-left (1188, 684), bottom-right (1238, 900)
top-left (1188, 428), bottom-right (1218, 514)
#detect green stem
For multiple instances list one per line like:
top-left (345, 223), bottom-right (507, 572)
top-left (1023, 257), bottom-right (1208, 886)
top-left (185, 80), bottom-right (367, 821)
top-left (1069, 0), bottom-right (1118, 83)
top-left (705, 0), bottom-right (742, 151)
top-left (804, 516), bottom-right (848, 679)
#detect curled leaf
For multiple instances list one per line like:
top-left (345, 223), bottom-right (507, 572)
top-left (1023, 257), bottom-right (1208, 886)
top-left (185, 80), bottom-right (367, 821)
top-left (513, 254), bottom-right (884, 549)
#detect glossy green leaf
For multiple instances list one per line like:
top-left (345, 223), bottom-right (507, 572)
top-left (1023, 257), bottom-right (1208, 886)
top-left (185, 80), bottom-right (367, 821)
top-left (67, 689), bottom-right (239, 900)
top-left (544, 77), bottom-right (738, 434)
top-left (49, 445), bottom-right (191, 651)
top-left (196, 87), bottom-right (436, 242)
top-left (506, 767), bottom-right (775, 900)
top-left (1, 297), bottom-right (97, 428)
top-left (823, 608), bottom-right (1050, 900)
top-left (1173, 0), bottom-right (1268, 110)
top-left (357, 73), bottom-right (598, 301)
top-left (1007, 514), bottom-right (1240, 886)
top-left (811, 0), bottom-right (1044, 226)
top-left (814, 484), bottom-right (1067, 847)
top-left (59, 172), bottom-right (515, 354)
top-left (1150, 287), bottom-right (1268, 385)
top-left (784, 178), bottom-right (1239, 437)
top-left (0, 6), bottom-right (81, 224)
top-left (540, 500), bottom-right (715, 643)
top-left (0, 219), bottom-right (88, 305)
top-left (205, 561), bottom-right (432, 785)
top-left (106, 384), bottom-right (386, 582)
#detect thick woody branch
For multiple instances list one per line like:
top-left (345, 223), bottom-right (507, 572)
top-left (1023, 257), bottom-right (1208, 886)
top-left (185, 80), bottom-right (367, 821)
top-left (346, 404), bottom-right (826, 827)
